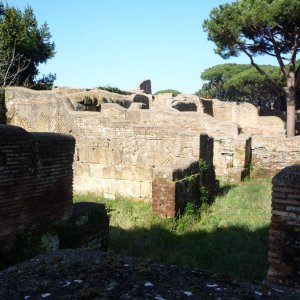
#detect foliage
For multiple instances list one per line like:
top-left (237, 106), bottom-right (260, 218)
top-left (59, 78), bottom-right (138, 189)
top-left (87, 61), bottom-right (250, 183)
top-left (198, 159), bottom-right (208, 172)
top-left (74, 178), bottom-right (272, 280)
top-left (203, 0), bottom-right (300, 136)
top-left (199, 186), bottom-right (209, 204)
top-left (197, 63), bottom-right (250, 100)
top-left (197, 63), bottom-right (286, 110)
top-left (0, 2), bottom-right (55, 86)
top-left (32, 73), bottom-right (56, 90)
top-left (98, 85), bottom-right (129, 95)
top-left (8, 221), bottom-right (59, 264)
top-left (154, 89), bottom-right (181, 96)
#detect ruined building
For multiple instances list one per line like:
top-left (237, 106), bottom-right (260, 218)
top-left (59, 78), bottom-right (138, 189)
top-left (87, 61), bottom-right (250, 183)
top-left (3, 80), bottom-right (300, 216)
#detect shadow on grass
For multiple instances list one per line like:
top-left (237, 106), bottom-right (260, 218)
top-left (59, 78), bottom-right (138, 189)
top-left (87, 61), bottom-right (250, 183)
top-left (218, 183), bottom-right (237, 196)
top-left (109, 224), bottom-right (269, 281)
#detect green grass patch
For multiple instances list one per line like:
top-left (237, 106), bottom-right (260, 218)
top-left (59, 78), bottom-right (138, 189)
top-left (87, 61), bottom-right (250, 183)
top-left (74, 178), bottom-right (272, 281)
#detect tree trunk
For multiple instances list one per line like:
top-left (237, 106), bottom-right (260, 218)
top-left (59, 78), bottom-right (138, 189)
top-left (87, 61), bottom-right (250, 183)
top-left (286, 101), bottom-right (295, 137)
top-left (285, 75), bottom-right (296, 137)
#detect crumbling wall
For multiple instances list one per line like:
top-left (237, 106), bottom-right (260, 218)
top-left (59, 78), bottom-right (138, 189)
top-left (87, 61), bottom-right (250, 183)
top-left (153, 93), bottom-right (204, 112)
top-left (251, 136), bottom-right (300, 178)
top-left (152, 158), bottom-right (202, 217)
top-left (201, 98), bottom-right (286, 136)
top-left (5, 87), bottom-right (251, 204)
top-left (0, 124), bottom-right (75, 247)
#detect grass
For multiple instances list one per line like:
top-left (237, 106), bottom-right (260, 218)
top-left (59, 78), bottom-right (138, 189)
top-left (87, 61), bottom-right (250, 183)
top-left (74, 177), bottom-right (272, 281)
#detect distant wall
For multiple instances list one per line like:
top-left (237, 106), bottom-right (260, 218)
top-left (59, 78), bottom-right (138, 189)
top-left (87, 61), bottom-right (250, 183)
top-left (0, 124), bottom-right (75, 247)
top-left (201, 98), bottom-right (286, 136)
top-left (251, 136), bottom-right (300, 178)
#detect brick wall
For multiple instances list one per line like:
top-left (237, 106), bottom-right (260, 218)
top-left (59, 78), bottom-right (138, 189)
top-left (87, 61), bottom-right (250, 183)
top-left (268, 165), bottom-right (300, 287)
top-left (0, 124), bottom-right (75, 247)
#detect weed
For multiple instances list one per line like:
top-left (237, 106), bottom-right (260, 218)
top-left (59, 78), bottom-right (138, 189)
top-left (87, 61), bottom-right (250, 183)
top-left (249, 162), bottom-right (255, 171)
top-left (98, 85), bottom-right (129, 95)
top-left (199, 185), bottom-right (209, 203)
top-left (198, 159), bottom-right (208, 172)
top-left (185, 174), bottom-right (195, 182)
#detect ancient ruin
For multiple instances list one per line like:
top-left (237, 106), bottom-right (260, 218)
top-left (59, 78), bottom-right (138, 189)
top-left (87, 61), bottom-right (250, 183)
top-left (2, 81), bottom-right (299, 217)
top-left (1, 80), bottom-right (300, 289)
top-left (0, 124), bottom-right (109, 266)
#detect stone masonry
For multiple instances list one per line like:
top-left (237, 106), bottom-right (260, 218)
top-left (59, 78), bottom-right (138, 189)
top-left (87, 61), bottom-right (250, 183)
top-left (5, 85), bottom-right (298, 215)
top-left (268, 165), bottom-right (300, 287)
top-left (0, 124), bottom-right (75, 250)
top-left (138, 79), bottom-right (152, 94)
top-left (201, 98), bottom-right (286, 136)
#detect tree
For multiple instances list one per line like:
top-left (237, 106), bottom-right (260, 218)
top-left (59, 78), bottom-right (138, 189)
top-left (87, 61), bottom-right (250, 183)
top-left (197, 63), bottom-right (285, 110)
top-left (203, 0), bottom-right (300, 137)
top-left (197, 63), bottom-right (250, 100)
top-left (0, 40), bottom-right (30, 124)
top-left (0, 41), bottom-right (29, 88)
top-left (0, 2), bottom-right (55, 86)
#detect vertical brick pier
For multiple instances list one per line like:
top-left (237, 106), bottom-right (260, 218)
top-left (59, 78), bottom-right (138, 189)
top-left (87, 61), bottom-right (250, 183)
top-left (268, 165), bottom-right (300, 287)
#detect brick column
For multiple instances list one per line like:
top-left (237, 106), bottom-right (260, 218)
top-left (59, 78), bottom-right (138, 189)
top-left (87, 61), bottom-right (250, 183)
top-left (267, 165), bottom-right (300, 287)
top-left (152, 158), bottom-right (201, 217)
top-left (152, 178), bottom-right (176, 217)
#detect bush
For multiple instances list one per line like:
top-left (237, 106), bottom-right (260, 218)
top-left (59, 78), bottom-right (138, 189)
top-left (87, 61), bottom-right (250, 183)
top-left (154, 89), bottom-right (181, 96)
top-left (98, 85), bottom-right (129, 95)
top-left (32, 73), bottom-right (56, 90)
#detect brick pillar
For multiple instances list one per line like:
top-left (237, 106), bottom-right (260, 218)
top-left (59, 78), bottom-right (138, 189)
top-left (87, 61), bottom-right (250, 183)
top-left (152, 178), bottom-right (176, 217)
top-left (267, 165), bottom-right (300, 287)
top-left (152, 158), bottom-right (202, 217)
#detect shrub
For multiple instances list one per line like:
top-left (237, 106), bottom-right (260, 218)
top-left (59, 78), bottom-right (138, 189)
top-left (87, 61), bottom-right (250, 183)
top-left (154, 89), bottom-right (181, 96)
top-left (98, 85), bottom-right (129, 95)
top-left (32, 73), bottom-right (56, 90)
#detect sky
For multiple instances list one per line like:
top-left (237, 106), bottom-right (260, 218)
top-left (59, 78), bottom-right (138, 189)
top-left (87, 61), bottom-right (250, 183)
top-left (7, 0), bottom-right (276, 93)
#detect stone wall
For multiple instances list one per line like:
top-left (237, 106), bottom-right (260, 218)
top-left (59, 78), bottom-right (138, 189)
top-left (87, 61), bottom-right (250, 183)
top-left (7, 87), bottom-right (299, 213)
top-left (0, 124), bottom-right (75, 248)
top-left (5, 87), bottom-right (250, 203)
top-left (251, 136), bottom-right (300, 178)
top-left (268, 165), bottom-right (300, 287)
top-left (201, 98), bottom-right (286, 136)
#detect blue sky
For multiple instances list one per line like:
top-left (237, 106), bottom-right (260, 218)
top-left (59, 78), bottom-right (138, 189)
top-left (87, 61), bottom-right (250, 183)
top-left (8, 0), bottom-right (275, 93)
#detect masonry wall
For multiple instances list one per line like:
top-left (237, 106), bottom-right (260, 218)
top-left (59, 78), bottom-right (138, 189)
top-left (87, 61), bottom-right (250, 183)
top-left (251, 136), bottom-right (300, 178)
top-left (268, 165), bottom-right (300, 287)
top-left (0, 124), bottom-right (75, 246)
top-left (201, 98), bottom-right (286, 136)
top-left (5, 87), bottom-right (251, 202)
top-left (152, 159), bottom-right (201, 217)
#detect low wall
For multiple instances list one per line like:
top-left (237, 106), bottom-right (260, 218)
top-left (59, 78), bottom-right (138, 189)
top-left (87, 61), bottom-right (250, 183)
top-left (0, 124), bottom-right (75, 248)
top-left (201, 98), bottom-right (285, 136)
top-left (268, 165), bottom-right (300, 287)
top-left (251, 136), bottom-right (300, 178)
